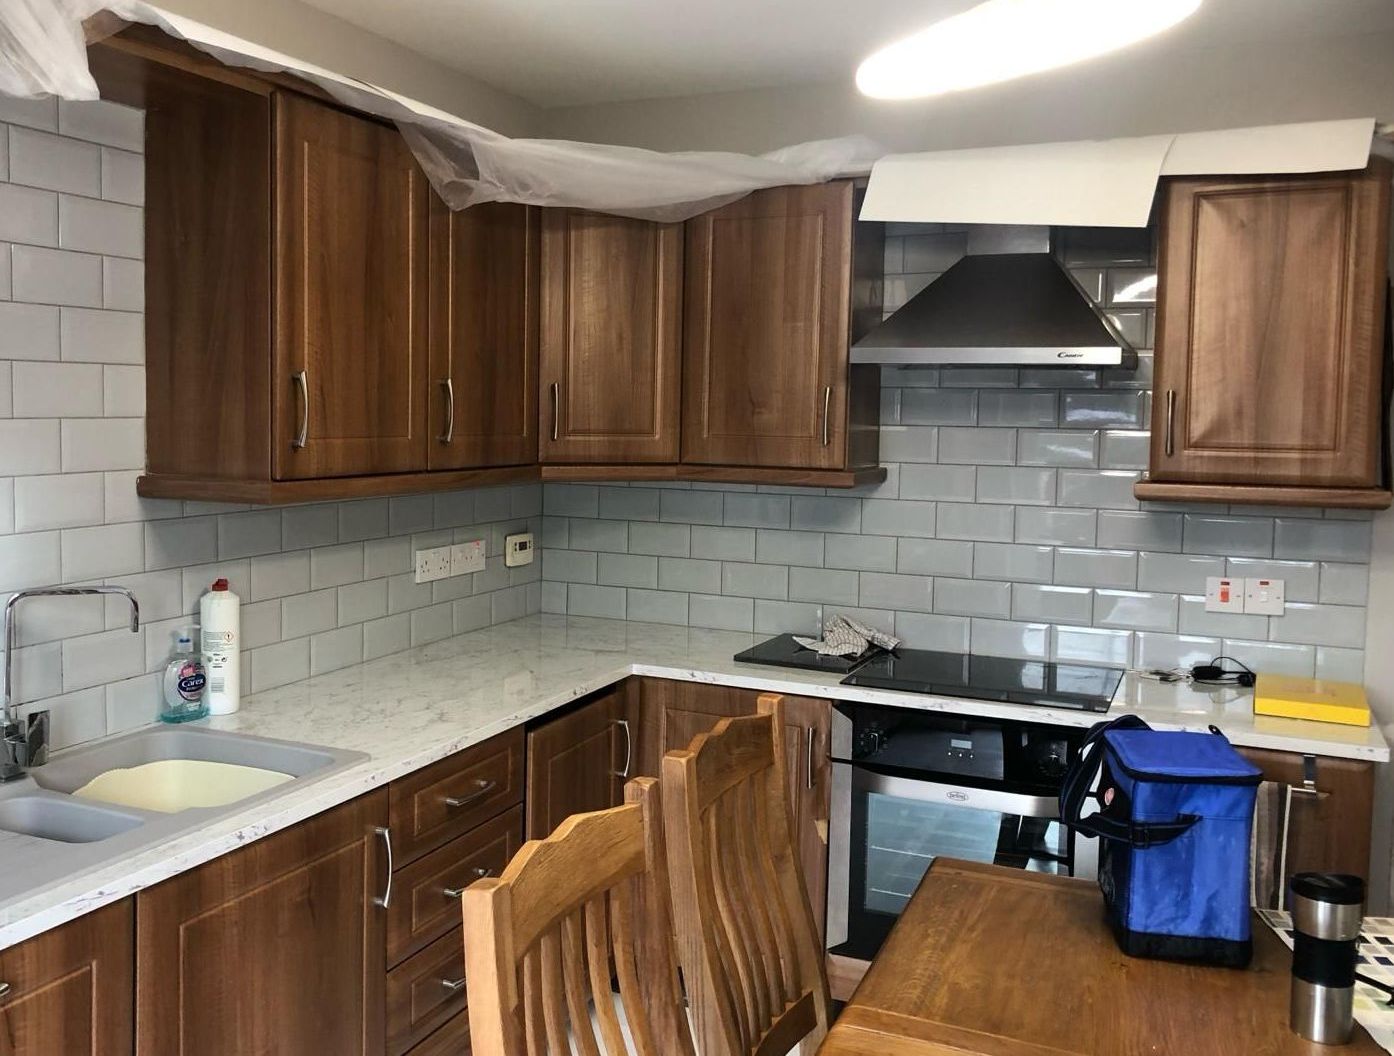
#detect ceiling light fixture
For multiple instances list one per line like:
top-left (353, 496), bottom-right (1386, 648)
top-left (856, 0), bottom-right (1203, 100)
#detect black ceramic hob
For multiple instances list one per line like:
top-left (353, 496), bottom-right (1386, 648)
top-left (839, 648), bottom-right (1122, 712)
top-left (732, 633), bottom-right (881, 674)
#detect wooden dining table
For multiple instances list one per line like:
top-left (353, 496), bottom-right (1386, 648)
top-left (819, 858), bottom-right (1385, 1055)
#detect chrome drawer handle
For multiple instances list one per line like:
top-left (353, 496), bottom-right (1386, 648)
top-left (1164, 389), bottom-right (1176, 457)
top-left (610, 718), bottom-right (632, 778)
top-left (292, 370), bottom-right (309, 449)
top-left (440, 977), bottom-right (466, 994)
top-left (444, 779), bottom-right (497, 810)
top-left (821, 386), bottom-right (832, 446)
top-left (373, 826), bottom-right (393, 909)
top-left (550, 382), bottom-right (560, 442)
top-left (0, 981), bottom-right (10, 1000)
top-left (437, 377), bottom-right (455, 445)
top-left (805, 726), bottom-right (816, 790)
top-left (443, 867), bottom-right (493, 899)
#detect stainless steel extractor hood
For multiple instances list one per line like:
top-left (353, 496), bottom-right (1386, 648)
top-left (852, 248), bottom-right (1136, 368)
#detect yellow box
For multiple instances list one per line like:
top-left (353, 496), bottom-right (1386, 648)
top-left (1253, 674), bottom-right (1370, 727)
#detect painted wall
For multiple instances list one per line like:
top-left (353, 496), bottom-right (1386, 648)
top-left (542, 31), bottom-right (1394, 154)
top-left (0, 96), bottom-right (542, 752)
top-left (143, 0), bottom-right (541, 135)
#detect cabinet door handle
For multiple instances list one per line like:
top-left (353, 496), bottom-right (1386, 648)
top-left (1164, 389), bottom-right (1176, 457)
top-left (444, 779), bottom-right (497, 810)
top-left (440, 977), bottom-right (467, 994)
top-left (805, 726), bottom-right (816, 790)
top-left (292, 370), bottom-right (309, 450)
top-left (437, 377), bottom-right (455, 445)
top-left (0, 982), bottom-right (11, 1000)
top-left (821, 386), bottom-right (832, 446)
top-left (610, 718), bottom-right (632, 779)
top-left (373, 826), bottom-right (393, 909)
top-left (550, 382), bottom-right (560, 442)
top-left (443, 866), bottom-right (493, 899)
top-left (1290, 753), bottom-right (1327, 798)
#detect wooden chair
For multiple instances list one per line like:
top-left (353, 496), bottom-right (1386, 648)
top-left (461, 777), bottom-right (696, 1056)
top-left (661, 694), bottom-right (833, 1056)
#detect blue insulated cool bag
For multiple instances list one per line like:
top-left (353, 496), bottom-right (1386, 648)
top-left (1061, 715), bottom-right (1262, 967)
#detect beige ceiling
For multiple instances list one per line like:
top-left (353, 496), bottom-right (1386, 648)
top-left (296, 0), bottom-right (1394, 108)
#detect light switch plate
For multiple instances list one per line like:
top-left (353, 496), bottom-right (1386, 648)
top-left (1244, 577), bottom-right (1285, 616)
top-left (451, 539), bottom-right (486, 577)
top-left (505, 532), bottom-right (535, 568)
top-left (414, 545), bottom-right (452, 584)
top-left (1204, 576), bottom-right (1245, 614)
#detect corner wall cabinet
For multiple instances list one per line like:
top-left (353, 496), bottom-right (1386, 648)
top-left (1136, 161), bottom-right (1393, 509)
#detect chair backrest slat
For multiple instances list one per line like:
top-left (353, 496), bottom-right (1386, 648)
top-left (463, 777), bottom-right (697, 1056)
top-left (662, 695), bottom-right (833, 1056)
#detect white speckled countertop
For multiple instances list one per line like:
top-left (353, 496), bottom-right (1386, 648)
top-left (0, 614), bottom-right (1386, 951)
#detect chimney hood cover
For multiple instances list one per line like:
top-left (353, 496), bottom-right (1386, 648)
top-left (852, 253), bottom-right (1135, 368)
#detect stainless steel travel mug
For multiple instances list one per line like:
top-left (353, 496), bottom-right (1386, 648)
top-left (1290, 873), bottom-right (1365, 1045)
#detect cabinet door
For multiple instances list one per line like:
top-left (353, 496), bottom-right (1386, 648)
top-left (526, 687), bottom-right (634, 838)
top-left (137, 790), bottom-right (389, 1055)
top-left (274, 93), bottom-right (429, 479)
top-left (1150, 164), bottom-right (1390, 487)
top-left (0, 900), bottom-right (133, 1056)
top-left (428, 199), bottom-right (539, 469)
top-left (683, 182), bottom-right (856, 469)
top-left (539, 210), bottom-right (682, 463)
top-left (636, 677), bottom-right (762, 778)
top-left (778, 695), bottom-right (832, 941)
top-left (1239, 747), bottom-right (1374, 900)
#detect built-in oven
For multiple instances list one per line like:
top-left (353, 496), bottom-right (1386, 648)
top-left (826, 702), bottom-right (1094, 971)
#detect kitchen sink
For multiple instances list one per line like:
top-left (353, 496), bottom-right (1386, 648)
top-left (0, 725), bottom-right (367, 905)
top-left (0, 795), bottom-right (145, 844)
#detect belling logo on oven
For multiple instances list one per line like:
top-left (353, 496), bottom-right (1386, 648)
top-left (946, 790), bottom-right (969, 802)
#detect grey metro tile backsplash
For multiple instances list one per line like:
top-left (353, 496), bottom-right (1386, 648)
top-left (542, 222), bottom-right (1373, 681)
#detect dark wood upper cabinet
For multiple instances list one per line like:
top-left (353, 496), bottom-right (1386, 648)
top-left (539, 210), bottom-right (683, 463)
top-left (525, 687), bottom-right (634, 838)
top-left (428, 200), bottom-right (540, 469)
top-left (136, 790), bottom-right (389, 1055)
top-left (682, 181), bottom-right (883, 470)
top-left (0, 899), bottom-right (133, 1056)
top-left (274, 93), bottom-right (430, 480)
top-left (1137, 161), bottom-right (1392, 508)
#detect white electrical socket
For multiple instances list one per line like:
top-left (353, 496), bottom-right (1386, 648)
top-left (451, 539), bottom-right (486, 576)
top-left (505, 532), bottom-right (535, 568)
top-left (1244, 577), bottom-right (1285, 616)
top-left (413, 545), bottom-right (453, 584)
top-left (1204, 576), bottom-right (1245, 614)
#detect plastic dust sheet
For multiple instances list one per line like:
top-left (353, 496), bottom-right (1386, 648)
top-left (0, 0), bottom-right (881, 220)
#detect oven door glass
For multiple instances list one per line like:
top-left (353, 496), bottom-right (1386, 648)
top-left (841, 767), bottom-right (1071, 960)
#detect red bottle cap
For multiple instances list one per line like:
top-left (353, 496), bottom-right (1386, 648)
top-left (212, 578), bottom-right (229, 591)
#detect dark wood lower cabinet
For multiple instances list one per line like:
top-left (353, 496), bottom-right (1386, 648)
top-left (136, 791), bottom-right (390, 1055)
top-left (1239, 747), bottom-right (1375, 894)
top-left (525, 686), bottom-right (635, 838)
top-left (0, 899), bottom-right (133, 1056)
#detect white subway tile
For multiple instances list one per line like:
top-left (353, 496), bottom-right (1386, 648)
top-left (1137, 552), bottom-right (1225, 594)
top-left (387, 494), bottom-right (433, 535)
top-left (178, 560), bottom-right (249, 614)
top-left (1016, 507), bottom-right (1096, 546)
top-left (626, 588), bottom-right (688, 626)
top-left (0, 183), bottom-right (58, 246)
top-left (239, 598), bottom-right (282, 650)
top-left (105, 672), bottom-right (159, 734)
top-left (22, 687), bottom-right (107, 751)
top-left (0, 479), bottom-right (11, 534)
top-left (57, 99), bottom-right (143, 151)
top-left (1182, 515), bottom-right (1273, 559)
top-left (860, 572), bottom-right (934, 613)
top-left (1273, 518), bottom-right (1372, 563)
top-left (60, 306), bottom-right (143, 362)
top-left (2, 590), bottom-right (103, 647)
top-left (8, 127), bottom-right (100, 195)
top-left (387, 572), bottom-right (432, 614)
top-left (58, 195), bottom-right (141, 258)
top-left (755, 529), bottom-right (823, 567)
top-left (100, 147), bottom-right (144, 205)
top-left (539, 581), bottom-right (567, 614)
top-left (311, 625), bottom-right (362, 675)
top-left (900, 388), bottom-right (977, 426)
top-left (567, 584), bottom-right (626, 620)
top-left (1053, 625), bottom-right (1132, 666)
top-left (363, 535), bottom-right (410, 580)
top-left (1315, 647), bottom-right (1364, 683)
top-left (60, 522), bottom-right (143, 581)
top-left (658, 557), bottom-right (722, 594)
top-left (897, 538), bottom-right (974, 577)
top-left (217, 510), bottom-right (282, 560)
top-left (939, 427), bottom-right (1016, 465)
top-left (1057, 469), bottom-right (1141, 510)
top-left (543, 483), bottom-right (598, 518)
top-left (1177, 595), bottom-right (1268, 639)
top-left (453, 594), bottom-right (492, 633)
top-left (0, 243), bottom-right (10, 299)
top-left (932, 577), bottom-right (1010, 618)
top-left (103, 471), bottom-right (180, 523)
top-left (101, 364), bottom-right (144, 417)
top-left (877, 425), bottom-right (939, 463)
top-left (719, 562), bottom-right (788, 600)
top-left (1269, 603), bottom-right (1366, 650)
top-left (753, 600), bottom-right (822, 635)
top-left (363, 613), bottom-right (410, 660)
top-left (976, 391), bottom-right (1058, 427)
top-left (660, 489), bottom-right (724, 525)
top-left (598, 486), bottom-right (659, 521)
top-left (1134, 632), bottom-right (1219, 671)
top-left (104, 570), bottom-right (182, 627)
top-left (1100, 430), bottom-right (1150, 470)
top-left (899, 464), bottom-right (976, 502)
top-left (790, 496), bottom-right (862, 533)
top-left (0, 362), bottom-right (9, 418)
top-left (628, 522), bottom-right (690, 557)
top-left (62, 626), bottom-right (143, 692)
top-left (970, 616), bottom-right (1050, 659)
top-left (101, 257), bottom-right (142, 311)
top-left (474, 486), bottom-right (513, 521)
top-left (1220, 638), bottom-right (1314, 678)
top-left (1017, 429), bottom-right (1098, 467)
top-left (1054, 547), bottom-right (1137, 589)
top-left (1094, 589), bottom-right (1178, 632)
top-left (825, 533), bottom-right (896, 572)
top-left (1013, 584), bottom-right (1093, 624)
top-left (973, 542), bottom-right (1053, 583)
top-left (336, 579), bottom-right (388, 625)
top-left (894, 611), bottom-right (970, 651)
top-left (1062, 391), bottom-right (1143, 428)
top-left (568, 518), bottom-right (628, 553)
top-left (861, 499), bottom-right (936, 538)
top-left (723, 493), bottom-right (791, 529)
top-left (1097, 510), bottom-right (1182, 553)
top-left (12, 245), bottom-right (102, 307)
top-left (144, 517), bottom-right (217, 571)
top-left (6, 641), bottom-right (61, 701)
top-left (691, 525), bottom-right (756, 562)
top-left (936, 502), bottom-right (1014, 542)
top-left (0, 419), bottom-right (60, 475)
top-left (338, 498), bottom-right (389, 542)
top-left (542, 549), bottom-right (597, 584)
top-left (0, 96), bottom-right (58, 131)
top-left (309, 542), bottom-right (364, 589)
top-left (1319, 563), bottom-right (1368, 606)
top-left (597, 553), bottom-right (657, 589)
top-left (11, 361), bottom-right (102, 417)
top-left (689, 593), bottom-right (754, 632)
top-left (789, 567), bottom-right (859, 606)
top-left (1225, 558), bottom-right (1320, 603)
top-left (60, 418), bottom-right (142, 472)
top-left (975, 467), bottom-right (1056, 506)
top-left (249, 638), bottom-right (310, 693)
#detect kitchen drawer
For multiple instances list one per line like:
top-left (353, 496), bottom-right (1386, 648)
top-left (388, 804), bottom-right (523, 966)
top-left (389, 728), bottom-right (524, 865)
top-left (404, 1009), bottom-right (471, 1056)
top-left (387, 927), bottom-right (469, 1056)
